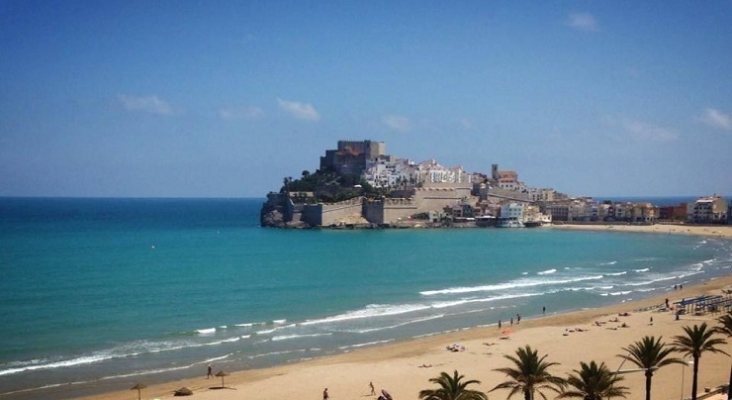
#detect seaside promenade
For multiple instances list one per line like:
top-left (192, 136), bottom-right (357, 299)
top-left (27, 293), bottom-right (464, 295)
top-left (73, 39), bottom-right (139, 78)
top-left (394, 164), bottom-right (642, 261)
top-left (71, 224), bottom-right (732, 400)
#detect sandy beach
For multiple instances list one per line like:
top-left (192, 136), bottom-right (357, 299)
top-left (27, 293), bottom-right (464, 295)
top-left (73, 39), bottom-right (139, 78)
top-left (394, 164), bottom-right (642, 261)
top-left (75, 274), bottom-right (732, 399)
top-left (551, 222), bottom-right (732, 240)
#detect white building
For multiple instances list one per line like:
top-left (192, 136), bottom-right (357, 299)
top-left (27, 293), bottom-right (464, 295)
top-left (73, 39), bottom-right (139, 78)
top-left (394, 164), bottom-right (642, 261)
top-left (500, 202), bottom-right (525, 221)
top-left (689, 196), bottom-right (728, 223)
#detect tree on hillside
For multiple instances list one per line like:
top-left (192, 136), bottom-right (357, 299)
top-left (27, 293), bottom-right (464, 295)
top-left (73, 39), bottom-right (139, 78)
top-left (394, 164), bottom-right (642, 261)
top-left (418, 370), bottom-right (488, 400)
top-left (713, 311), bottom-right (732, 400)
top-left (617, 336), bottom-right (683, 400)
top-left (557, 361), bottom-right (629, 400)
top-left (490, 345), bottom-right (566, 400)
top-left (672, 323), bottom-right (729, 400)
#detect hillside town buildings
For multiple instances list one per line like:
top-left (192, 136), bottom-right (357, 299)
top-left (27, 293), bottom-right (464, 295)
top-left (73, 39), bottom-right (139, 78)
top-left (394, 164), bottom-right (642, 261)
top-left (262, 140), bottom-right (731, 228)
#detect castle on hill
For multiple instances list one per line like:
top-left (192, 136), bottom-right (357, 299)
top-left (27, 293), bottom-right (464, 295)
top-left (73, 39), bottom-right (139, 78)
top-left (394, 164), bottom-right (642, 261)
top-left (260, 140), bottom-right (729, 228)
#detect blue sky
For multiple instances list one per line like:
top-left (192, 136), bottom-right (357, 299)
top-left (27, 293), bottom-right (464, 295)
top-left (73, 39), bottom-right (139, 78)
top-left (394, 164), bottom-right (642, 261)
top-left (1, 1), bottom-right (731, 198)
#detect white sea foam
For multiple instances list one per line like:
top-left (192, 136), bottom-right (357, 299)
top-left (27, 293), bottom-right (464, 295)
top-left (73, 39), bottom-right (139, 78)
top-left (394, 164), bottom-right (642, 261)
top-left (273, 319), bottom-right (287, 324)
top-left (600, 261), bottom-right (618, 266)
top-left (537, 269), bottom-right (557, 275)
top-left (339, 339), bottom-right (394, 350)
top-left (197, 328), bottom-right (216, 335)
top-left (633, 268), bottom-right (650, 273)
top-left (235, 322), bottom-right (263, 327)
top-left (0, 352), bottom-right (114, 377)
top-left (623, 275), bottom-right (677, 286)
top-left (301, 303), bottom-right (431, 326)
top-left (605, 271), bottom-right (627, 276)
top-left (271, 333), bottom-right (332, 342)
top-left (0, 334), bottom-right (254, 377)
top-left (420, 275), bottom-right (604, 296)
top-left (247, 348), bottom-right (307, 359)
top-left (337, 314), bottom-right (446, 334)
top-left (203, 336), bottom-right (241, 346)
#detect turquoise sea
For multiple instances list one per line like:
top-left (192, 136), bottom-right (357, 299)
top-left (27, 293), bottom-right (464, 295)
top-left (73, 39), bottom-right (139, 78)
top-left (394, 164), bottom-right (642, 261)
top-left (1, 197), bottom-right (731, 399)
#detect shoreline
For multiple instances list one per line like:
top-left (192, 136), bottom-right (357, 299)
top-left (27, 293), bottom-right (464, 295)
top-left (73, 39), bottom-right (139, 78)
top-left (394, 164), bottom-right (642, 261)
top-left (70, 278), bottom-right (732, 400)
top-left (550, 222), bottom-right (732, 239)
top-left (12, 223), bottom-right (732, 400)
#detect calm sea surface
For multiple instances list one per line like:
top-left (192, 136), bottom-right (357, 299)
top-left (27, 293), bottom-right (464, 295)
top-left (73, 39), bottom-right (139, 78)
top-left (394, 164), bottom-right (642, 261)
top-left (1, 197), bottom-right (730, 399)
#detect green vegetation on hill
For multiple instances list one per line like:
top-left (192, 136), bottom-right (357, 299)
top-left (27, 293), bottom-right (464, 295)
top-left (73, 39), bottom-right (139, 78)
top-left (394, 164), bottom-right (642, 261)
top-left (280, 169), bottom-right (387, 203)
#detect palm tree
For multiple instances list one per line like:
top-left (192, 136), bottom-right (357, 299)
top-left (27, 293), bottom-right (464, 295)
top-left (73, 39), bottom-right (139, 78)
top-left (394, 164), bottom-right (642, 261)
top-left (419, 370), bottom-right (488, 400)
top-left (557, 361), bottom-right (629, 400)
top-left (617, 336), bottom-right (683, 400)
top-left (672, 323), bottom-right (729, 400)
top-left (490, 345), bottom-right (566, 400)
top-left (714, 311), bottom-right (732, 400)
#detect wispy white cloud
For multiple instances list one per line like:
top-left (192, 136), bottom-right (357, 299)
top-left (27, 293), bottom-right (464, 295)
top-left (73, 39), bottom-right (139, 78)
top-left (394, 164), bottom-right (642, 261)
top-left (567, 12), bottom-right (599, 32)
top-left (117, 94), bottom-right (174, 116)
top-left (382, 115), bottom-right (412, 132)
top-left (219, 106), bottom-right (265, 120)
top-left (622, 119), bottom-right (677, 142)
top-left (603, 115), bottom-right (677, 142)
top-left (699, 108), bottom-right (732, 130)
top-left (276, 98), bottom-right (320, 121)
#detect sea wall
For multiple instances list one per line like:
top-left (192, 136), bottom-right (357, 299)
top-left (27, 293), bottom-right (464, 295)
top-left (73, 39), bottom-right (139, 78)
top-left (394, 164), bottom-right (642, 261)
top-left (362, 187), bottom-right (474, 224)
top-left (302, 198), bottom-right (364, 226)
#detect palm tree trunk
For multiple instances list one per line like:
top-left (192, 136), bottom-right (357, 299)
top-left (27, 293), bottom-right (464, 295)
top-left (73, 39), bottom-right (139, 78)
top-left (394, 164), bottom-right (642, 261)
top-left (645, 373), bottom-right (652, 400)
top-left (728, 363), bottom-right (732, 400)
top-left (691, 356), bottom-right (700, 400)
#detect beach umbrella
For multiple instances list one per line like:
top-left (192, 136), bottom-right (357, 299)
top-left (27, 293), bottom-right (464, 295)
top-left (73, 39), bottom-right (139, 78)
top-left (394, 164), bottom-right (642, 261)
top-left (173, 386), bottom-right (193, 396)
top-left (502, 329), bottom-right (512, 335)
top-left (381, 389), bottom-right (393, 400)
top-left (130, 383), bottom-right (146, 400)
top-left (215, 370), bottom-right (229, 388)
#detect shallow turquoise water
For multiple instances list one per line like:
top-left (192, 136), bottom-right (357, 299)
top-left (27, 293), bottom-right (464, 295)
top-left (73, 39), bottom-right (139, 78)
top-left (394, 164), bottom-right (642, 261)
top-left (1, 198), bottom-right (730, 399)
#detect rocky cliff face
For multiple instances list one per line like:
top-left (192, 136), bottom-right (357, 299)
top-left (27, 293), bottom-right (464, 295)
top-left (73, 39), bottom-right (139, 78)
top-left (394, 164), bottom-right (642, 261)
top-left (260, 208), bottom-right (286, 228)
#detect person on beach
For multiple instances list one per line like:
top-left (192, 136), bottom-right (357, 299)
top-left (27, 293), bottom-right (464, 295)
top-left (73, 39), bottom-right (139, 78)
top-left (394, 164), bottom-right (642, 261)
top-left (369, 381), bottom-right (375, 395)
top-left (323, 388), bottom-right (329, 400)
top-left (498, 320), bottom-right (502, 329)
top-left (510, 317), bottom-right (513, 325)
top-left (207, 364), bottom-right (213, 379)
top-left (517, 314), bottom-right (521, 324)
top-left (542, 306), bottom-right (545, 315)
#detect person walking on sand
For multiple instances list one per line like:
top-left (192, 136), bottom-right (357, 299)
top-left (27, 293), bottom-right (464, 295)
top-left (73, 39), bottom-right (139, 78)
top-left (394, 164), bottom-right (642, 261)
top-left (498, 319), bottom-right (501, 329)
top-left (369, 381), bottom-right (376, 395)
top-left (323, 388), bottom-right (329, 400)
top-left (207, 363), bottom-right (213, 379)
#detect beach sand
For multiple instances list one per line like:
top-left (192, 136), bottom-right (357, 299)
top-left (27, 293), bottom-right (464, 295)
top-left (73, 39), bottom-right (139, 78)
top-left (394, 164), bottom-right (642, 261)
top-left (73, 276), bottom-right (732, 400)
top-left (551, 222), bottom-right (732, 240)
